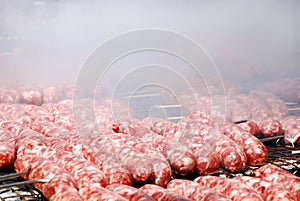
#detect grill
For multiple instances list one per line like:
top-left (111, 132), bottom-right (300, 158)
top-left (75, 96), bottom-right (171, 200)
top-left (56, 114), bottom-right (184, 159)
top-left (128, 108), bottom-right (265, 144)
top-left (0, 168), bottom-right (47, 201)
top-left (0, 97), bottom-right (299, 200)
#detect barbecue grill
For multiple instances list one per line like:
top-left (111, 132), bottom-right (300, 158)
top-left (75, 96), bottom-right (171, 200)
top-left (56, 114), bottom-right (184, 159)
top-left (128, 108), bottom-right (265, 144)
top-left (1, 1), bottom-right (300, 200)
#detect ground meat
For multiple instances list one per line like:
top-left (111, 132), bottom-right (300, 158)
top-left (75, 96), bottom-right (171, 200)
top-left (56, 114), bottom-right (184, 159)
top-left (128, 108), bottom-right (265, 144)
top-left (106, 184), bottom-right (155, 201)
top-left (21, 88), bottom-right (43, 105)
top-left (194, 176), bottom-right (264, 201)
top-left (0, 87), bottom-right (20, 103)
top-left (233, 176), bottom-right (297, 201)
top-left (280, 116), bottom-right (300, 146)
top-left (167, 179), bottom-right (231, 201)
top-left (79, 184), bottom-right (128, 201)
top-left (259, 118), bottom-right (283, 138)
top-left (215, 135), bottom-right (247, 172)
top-left (43, 86), bottom-right (62, 103)
top-left (236, 120), bottom-right (260, 137)
top-left (140, 184), bottom-right (192, 201)
top-left (222, 122), bottom-right (268, 166)
top-left (255, 164), bottom-right (300, 200)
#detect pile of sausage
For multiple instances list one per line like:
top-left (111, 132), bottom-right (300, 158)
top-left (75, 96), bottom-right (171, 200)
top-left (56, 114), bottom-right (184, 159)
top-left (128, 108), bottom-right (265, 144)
top-left (0, 84), bottom-right (299, 200)
top-left (0, 84), bottom-right (72, 105)
top-left (184, 88), bottom-right (300, 146)
top-left (259, 78), bottom-right (300, 102)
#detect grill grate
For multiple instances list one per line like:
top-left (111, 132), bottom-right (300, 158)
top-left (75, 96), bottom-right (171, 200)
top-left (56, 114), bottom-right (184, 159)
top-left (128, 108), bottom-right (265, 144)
top-left (0, 168), bottom-right (46, 201)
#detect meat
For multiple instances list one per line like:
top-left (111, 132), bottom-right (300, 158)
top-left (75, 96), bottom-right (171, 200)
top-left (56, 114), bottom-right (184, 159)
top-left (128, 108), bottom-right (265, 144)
top-left (150, 119), bottom-right (178, 138)
top-left (133, 142), bottom-right (172, 186)
top-left (249, 90), bottom-right (289, 119)
top-left (259, 118), bottom-right (283, 138)
top-left (140, 132), bottom-right (197, 176)
top-left (167, 179), bottom-right (231, 201)
top-left (0, 128), bottom-right (18, 144)
top-left (88, 134), bottom-right (153, 184)
top-left (236, 120), bottom-right (260, 137)
top-left (176, 116), bottom-right (221, 175)
top-left (113, 119), bottom-right (150, 138)
top-left (79, 184), bottom-right (129, 201)
top-left (21, 88), bottom-right (43, 105)
top-left (178, 135), bottom-right (220, 175)
top-left (255, 164), bottom-right (300, 200)
top-left (165, 140), bottom-right (198, 175)
top-left (194, 176), bottom-right (264, 201)
top-left (0, 140), bottom-right (16, 168)
top-left (215, 135), bottom-right (247, 172)
top-left (14, 154), bottom-right (79, 200)
top-left (222, 122), bottom-right (268, 166)
top-left (43, 86), bottom-right (62, 103)
top-left (234, 94), bottom-right (271, 122)
top-left (106, 184), bottom-right (155, 201)
top-left (49, 185), bottom-right (84, 201)
top-left (226, 98), bottom-right (250, 122)
top-left (17, 138), bottom-right (108, 188)
top-left (280, 116), bottom-right (300, 145)
top-left (233, 176), bottom-right (297, 201)
top-left (140, 184), bottom-right (192, 201)
top-left (0, 87), bottom-right (20, 103)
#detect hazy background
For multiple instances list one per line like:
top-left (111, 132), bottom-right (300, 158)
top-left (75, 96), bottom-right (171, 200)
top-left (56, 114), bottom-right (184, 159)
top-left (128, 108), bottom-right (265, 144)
top-left (0, 0), bottom-right (299, 89)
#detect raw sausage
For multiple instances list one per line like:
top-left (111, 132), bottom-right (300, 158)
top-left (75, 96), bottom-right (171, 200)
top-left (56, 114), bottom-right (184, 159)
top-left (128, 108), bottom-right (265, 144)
top-left (194, 176), bottom-right (264, 201)
top-left (79, 184), bottom-right (128, 201)
top-left (255, 164), bottom-right (300, 200)
top-left (259, 118), bottom-right (283, 138)
top-left (140, 184), bottom-right (192, 201)
top-left (167, 179), bottom-right (231, 201)
top-left (106, 184), bottom-right (155, 201)
top-left (222, 122), bottom-right (268, 166)
top-left (215, 135), bottom-right (247, 172)
top-left (233, 176), bottom-right (297, 201)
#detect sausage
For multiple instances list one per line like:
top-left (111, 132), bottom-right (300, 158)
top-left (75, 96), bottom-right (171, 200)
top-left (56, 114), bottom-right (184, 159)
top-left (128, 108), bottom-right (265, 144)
top-left (49, 185), bottom-right (83, 201)
top-left (17, 139), bottom-right (108, 188)
top-left (0, 87), bottom-right (20, 103)
top-left (79, 184), bottom-right (128, 201)
top-left (259, 118), bottom-right (283, 138)
top-left (141, 133), bottom-right (197, 176)
top-left (112, 119), bottom-right (150, 138)
top-left (140, 184), bottom-right (192, 201)
top-left (177, 127), bottom-right (220, 175)
top-left (106, 184), bottom-right (155, 201)
top-left (234, 94), bottom-right (271, 122)
top-left (0, 140), bottom-right (16, 168)
top-left (236, 120), bottom-right (260, 137)
top-left (0, 120), bottom-right (27, 137)
top-left (43, 86), bottom-right (62, 103)
top-left (21, 88), bottom-right (43, 105)
top-left (0, 128), bottom-right (18, 144)
top-left (249, 90), bottom-right (289, 118)
top-left (150, 119), bottom-right (178, 138)
top-left (215, 135), bottom-right (247, 172)
top-left (222, 122), bottom-right (268, 166)
top-left (194, 176), bottom-right (264, 201)
top-left (167, 179), bottom-right (231, 201)
top-left (86, 137), bottom-right (133, 185)
top-left (102, 132), bottom-right (172, 186)
top-left (134, 143), bottom-right (172, 186)
top-left (226, 98), bottom-right (250, 122)
top-left (280, 116), bottom-right (300, 145)
top-left (91, 151), bottom-right (133, 185)
top-left (89, 134), bottom-right (153, 183)
top-left (14, 154), bottom-right (78, 200)
top-left (255, 164), bottom-right (300, 200)
top-left (165, 141), bottom-right (197, 175)
top-left (233, 176), bottom-right (297, 201)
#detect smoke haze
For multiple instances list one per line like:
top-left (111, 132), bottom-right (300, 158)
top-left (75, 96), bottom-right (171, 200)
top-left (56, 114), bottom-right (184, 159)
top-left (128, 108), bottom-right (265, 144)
top-left (0, 0), bottom-right (299, 88)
